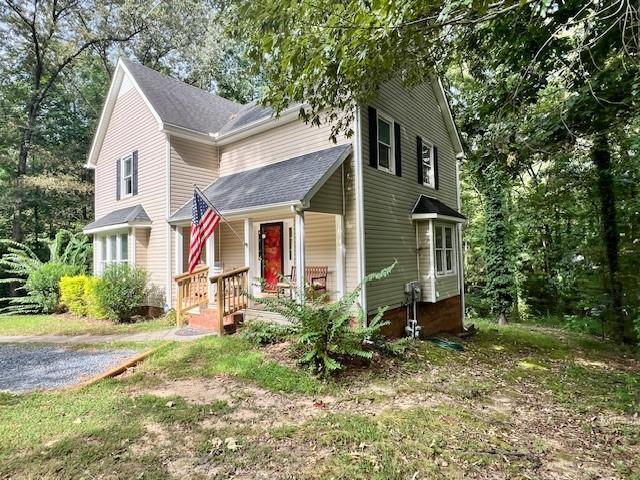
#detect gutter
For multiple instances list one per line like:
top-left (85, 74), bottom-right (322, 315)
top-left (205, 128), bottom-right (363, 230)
top-left (168, 200), bottom-right (304, 225)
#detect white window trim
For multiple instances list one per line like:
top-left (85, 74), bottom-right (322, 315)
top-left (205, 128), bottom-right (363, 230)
top-left (376, 110), bottom-right (395, 175)
top-left (421, 141), bottom-right (435, 188)
top-left (97, 228), bottom-right (132, 275)
top-left (435, 224), bottom-right (456, 277)
top-left (121, 152), bottom-right (134, 198)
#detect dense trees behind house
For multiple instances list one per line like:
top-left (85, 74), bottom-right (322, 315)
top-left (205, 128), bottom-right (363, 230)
top-left (0, 0), bottom-right (638, 344)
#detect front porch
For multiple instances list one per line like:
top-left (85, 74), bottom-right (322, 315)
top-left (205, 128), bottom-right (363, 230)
top-left (172, 209), bottom-right (346, 332)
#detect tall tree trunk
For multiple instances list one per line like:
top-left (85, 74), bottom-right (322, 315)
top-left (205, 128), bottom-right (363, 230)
top-left (479, 161), bottom-right (515, 325)
top-left (13, 103), bottom-right (38, 243)
top-left (592, 133), bottom-right (631, 343)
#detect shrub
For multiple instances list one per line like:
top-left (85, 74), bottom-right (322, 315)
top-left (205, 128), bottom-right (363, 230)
top-left (241, 320), bottom-right (297, 345)
top-left (24, 263), bottom-right (82, 313)
top-left (84, 276), bottom-right (106, 319)
top-left (60, 275), bottom-right (90, 316)
top-left (251, 263), bottom-right (400, 376)
top-left (94, 264), bottom-right (148, 322)
top-left (0, 231), bottom-right (91, 314)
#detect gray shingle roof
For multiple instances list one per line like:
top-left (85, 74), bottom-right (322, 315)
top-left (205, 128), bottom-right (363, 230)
top-left (217, 101), bottom-right (274, 135)
top-left (412, 195), bottom-right (466, 219)
top-left (122, 59), bottom-right (243, 134)
top-left (169, 144), bottom-right (352, 222)
top-left (84, 204), bottom-right (151, 232)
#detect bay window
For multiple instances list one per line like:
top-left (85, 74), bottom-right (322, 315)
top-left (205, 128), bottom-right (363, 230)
top-left (435, 225), bottom-right (455, 276)
top-left (97, 231), bottom-right (130, 274)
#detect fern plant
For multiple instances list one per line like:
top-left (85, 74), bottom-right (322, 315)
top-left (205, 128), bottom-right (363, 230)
top-left (0, 230), bottom-right (92, 314)
top-left (250, 262), bottom-right (401, 376)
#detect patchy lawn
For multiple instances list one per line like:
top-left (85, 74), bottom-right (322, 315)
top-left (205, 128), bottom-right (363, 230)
top-left (0, 314), bottom-right (173, 336)
top-left (0, 320), bottom-right (638, 479)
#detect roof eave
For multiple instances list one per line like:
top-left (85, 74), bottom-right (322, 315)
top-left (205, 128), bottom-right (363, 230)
top-left (83, 220), bottom-right (152, 235)
top-left (168, 200), bottom-right (303, 225)
top-left (411, 213), bottom-right (466, 223)
top-left (213, 104), bottom-right (305, 145)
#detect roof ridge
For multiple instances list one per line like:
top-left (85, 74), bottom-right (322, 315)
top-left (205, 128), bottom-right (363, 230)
top-left (121, 58), bottom-right (244, 109)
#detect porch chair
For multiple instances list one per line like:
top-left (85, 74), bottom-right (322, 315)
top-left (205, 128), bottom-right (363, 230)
top-left (285, 266), bottom-right (328, 293)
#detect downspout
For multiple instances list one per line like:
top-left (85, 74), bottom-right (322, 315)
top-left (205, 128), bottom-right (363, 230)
top-left (165, 134), bottom-right (172, 310)
top-left (455, 154), bottom-right (465, 325)
top-left (353, 106), bottom-right (368, 323)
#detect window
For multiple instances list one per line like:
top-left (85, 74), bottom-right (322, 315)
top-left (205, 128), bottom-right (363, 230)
top-left (435, 225), bottom-right (455, 275)
top-left (121, 154), bottom-right (133, 197)
top-left (98, 232), bottom-right (130, 274)
top-left (421, 142), bottom-right (434, 187)
top-left (377, 114), bottom-right (393, 172)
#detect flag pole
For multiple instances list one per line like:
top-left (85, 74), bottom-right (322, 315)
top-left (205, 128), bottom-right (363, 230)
top-left (194, 185), bottom-right (247, 246)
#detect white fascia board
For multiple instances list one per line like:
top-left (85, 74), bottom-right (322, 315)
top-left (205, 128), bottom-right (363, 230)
top-left (167, 201), bottom-right (303, 225)
top-left (411, 213), bottom-right (466, 223)
top-left (85, 58), bottom-right (165, 168)
top-left (161, 123), bottom-right (216, 145)
top-left (212, 104), bottom-right (304, 145)
top-left (83, 221), bottom-right (152, 235)
top-left (431, 76), bottom-right (464, 157)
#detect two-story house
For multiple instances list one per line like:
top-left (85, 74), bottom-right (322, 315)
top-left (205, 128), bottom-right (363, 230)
top-left (84, 58), bottom-right (465, 337)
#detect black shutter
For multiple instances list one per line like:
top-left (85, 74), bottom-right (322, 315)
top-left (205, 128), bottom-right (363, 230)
top-left (433, 145), bottom-right (439, 190)
top-left (417, 136), bottom-right (424, 185)
top-left (368, 106), bottom-right (378, 168)
top-left (394, 122), bottom-right (402, 177)
top-left (116, 158), bottom-right (121, 200)
top-left (132, 150), bottom-right (139, 196)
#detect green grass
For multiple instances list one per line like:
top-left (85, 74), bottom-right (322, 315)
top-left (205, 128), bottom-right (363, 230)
top-left (0, 314), bottom-right (174, 336)
top-left (138, 336), bottom-right (326, 395)
top-left (0, 320), bottom-right (638, 479)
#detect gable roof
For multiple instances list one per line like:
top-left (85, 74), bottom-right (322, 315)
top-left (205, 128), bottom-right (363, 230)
top-left (86, 59), bottom-right (463, 168)
top-left (169, 144), bottom-right (352, 222)
top-left (411, 195), bottom-right (466, 222)
top-left (83, 204), bottom-right (151, 234)
top-left (121, 59), bottom-right (243, 135)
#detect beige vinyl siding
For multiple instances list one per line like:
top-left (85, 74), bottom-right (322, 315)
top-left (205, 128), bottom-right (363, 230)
top-left (93, 85), bottom-right (167, 302)
top-left (343, 156), bottom-right (359, 293)
top-left (219, 118), bottom-right (348, 176)
top-left (134, 228), bottom-right (149, 266)
top-left (361, 78), bottom-right (461, 312)
top-left (308, 164), bottom-right (344, 215)
top-left (217, 221), bottom-right (245, 271)
top-left (304, 212), bottom-right (337, 297)
top-left (169, 136), bottom-right (218, 212)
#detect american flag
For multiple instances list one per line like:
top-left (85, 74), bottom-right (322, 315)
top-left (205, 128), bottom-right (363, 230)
top-left (188, 189), bottom-right (221, 273)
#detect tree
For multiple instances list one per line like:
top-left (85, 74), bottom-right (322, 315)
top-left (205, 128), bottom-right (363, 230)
top-left (0, 0), bottom-right (145, 242)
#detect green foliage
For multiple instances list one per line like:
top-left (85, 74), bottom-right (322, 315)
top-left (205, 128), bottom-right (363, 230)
top-left (93, 264), bottom-right (148, 323)
top-left (241, 320), bottom-right (297, 346)
top-left (84, 276), bottom-right (105, 319)
top-left (60, 275), bottom-right (91, 317)
top-left (0, 231), bottom-right (89, 314)
top-left (251, 263), bottom-right (401, 376)
top-left (23, 263), bottom-right (82, 314)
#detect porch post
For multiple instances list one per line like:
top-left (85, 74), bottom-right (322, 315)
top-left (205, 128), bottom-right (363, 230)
top-left (244, 218), bottom-right (253, 274)
top-left (294, 208), bottom-right (306, 303)
top-left (206, 231), bottom-right (215, 304)
top-left (175, 226), bottom-right (184, 275)
top-left (335, 214), bottom-right (345, 299)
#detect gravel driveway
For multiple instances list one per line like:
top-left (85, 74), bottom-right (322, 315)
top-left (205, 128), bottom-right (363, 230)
top-left (0, 344), bottom-right (139, 393)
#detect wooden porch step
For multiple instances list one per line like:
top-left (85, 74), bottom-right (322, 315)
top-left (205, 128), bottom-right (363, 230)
top-left (188, 307), bottom-right (243, 334)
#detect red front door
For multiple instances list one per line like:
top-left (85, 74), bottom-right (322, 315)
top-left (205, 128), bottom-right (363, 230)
top-left (260, 222), bottom-right (284, 291)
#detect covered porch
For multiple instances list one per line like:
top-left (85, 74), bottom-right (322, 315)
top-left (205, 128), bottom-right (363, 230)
top-left (168, 144), bottom-right (352, 331)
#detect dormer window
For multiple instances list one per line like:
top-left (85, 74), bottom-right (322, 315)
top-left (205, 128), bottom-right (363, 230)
top-left (121, 153), bottom-right (133, 197)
